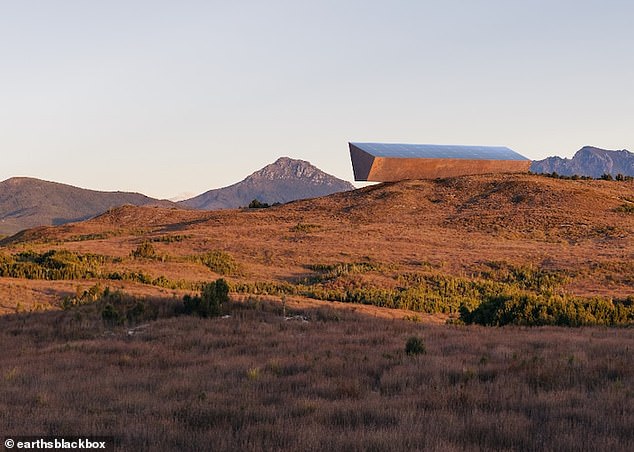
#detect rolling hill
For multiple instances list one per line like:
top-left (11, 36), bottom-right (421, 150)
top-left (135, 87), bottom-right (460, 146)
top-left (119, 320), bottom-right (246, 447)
top-left (179, 157), bottom-right (355, 209)
top-left (1, 173), bottom-right (632, 313)
top-left (531, 146), bottom-right (634, 177)
top-left (0, 177), bottom-right (176, 235)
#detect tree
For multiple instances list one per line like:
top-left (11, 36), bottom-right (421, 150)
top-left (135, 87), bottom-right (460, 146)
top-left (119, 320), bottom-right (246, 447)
top-left (248, 199), bottom-right (270, 209)
top-left (183, 278), bottom-right (230, 317)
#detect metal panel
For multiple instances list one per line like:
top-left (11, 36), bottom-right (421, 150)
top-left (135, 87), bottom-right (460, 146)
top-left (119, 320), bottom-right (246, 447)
top-left (350, 142), bottom-right (529, 161)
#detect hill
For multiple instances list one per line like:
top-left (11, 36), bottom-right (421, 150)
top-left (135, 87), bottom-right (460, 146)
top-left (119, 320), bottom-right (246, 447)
top-left (179, 157), bottom-right (355, 209)
top-left (0, 177), bottom-right (176, 235)
top-left (531, 146), bottom-right (634, 177)
top-left (1, 173), bottom-right (632, 313)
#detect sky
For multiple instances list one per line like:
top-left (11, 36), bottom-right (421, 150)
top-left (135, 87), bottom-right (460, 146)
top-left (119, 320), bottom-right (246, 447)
top-left (2, 0), bottom-right (633, 199)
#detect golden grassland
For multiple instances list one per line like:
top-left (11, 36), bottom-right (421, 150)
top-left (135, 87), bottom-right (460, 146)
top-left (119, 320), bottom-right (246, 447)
top-left (0, 174), bottom-right (632, 316)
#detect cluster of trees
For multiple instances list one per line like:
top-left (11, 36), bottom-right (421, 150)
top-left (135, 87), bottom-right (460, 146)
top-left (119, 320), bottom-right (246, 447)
top-left (247, 199), bottom-right (281, 209)
top-left (0, 247), bottom-right (231, 291)
top-left (233, 262), bottom-right (633, 326)
top-left (59, 283), bottom-right (156, 327)
top-left (0, 250), bottom-right (106, 280)
top-left (601, 173), bottom-right (633, 181)
top-left (459, 293), bottom-right (634, 326)
top-left (538, 172), bottom-right (633, 181)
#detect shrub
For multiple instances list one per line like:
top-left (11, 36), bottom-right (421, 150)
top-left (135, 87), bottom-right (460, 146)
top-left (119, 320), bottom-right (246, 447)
top-left (126, 302), bottom-right (146, 323)
top-left (248, 199), bottom-right (270, 209)
top-left (182, 279), bottom-right (230, 318)
top-left (290, 223), bottom-right (321, 233)
top-left (101, 303), bottom-right (122, 326)
top-left (615, 203), bottom-right (634, 214)
top-left (0, 250), bottom-right (107, 280)
top-left (192, 251), bottom-right (241, 276)
top-left (405, 336), bottom-right (426, 356)
top-left (131, 241), bottom-right (157, 259)
top-left (61, 283), bottom-right (105, 309)
top-left (460, 293), bottom-right (634, 326)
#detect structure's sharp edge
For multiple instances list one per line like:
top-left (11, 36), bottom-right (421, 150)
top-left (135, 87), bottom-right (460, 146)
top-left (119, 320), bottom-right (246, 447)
top-left (349, 143), bottom-right (376, 181)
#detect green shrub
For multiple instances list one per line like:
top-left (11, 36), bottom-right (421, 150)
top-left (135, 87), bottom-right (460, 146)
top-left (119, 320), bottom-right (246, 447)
top-left (0, 250), bottom-right (108, 280)
top-left (460, 294), bottom-right (634, 326)
top-left (405, 336), bottom-right (426, 356)
top-left (248, 199), bottom-right (270, 209)
top-left (126, 301), bottom-right (146, 323)
top-left (192, 251), bottom-right (241, 276)
top-left (131, 241), bottom-right (157, 259)
top-left (101, 303), bottom-right (122, 326)
top-left (61, 283), bottom-right (105, 309)
top-left (182, 279), bottom-right (230, 317)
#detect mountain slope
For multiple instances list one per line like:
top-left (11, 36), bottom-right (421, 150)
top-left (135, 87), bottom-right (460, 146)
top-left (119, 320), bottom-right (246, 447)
top-left (0, 177), bottom-right (176, 235)
top-left (531, 146), bottom-right (634, 177)
top-left (180, 157), bottom-right (355, 210)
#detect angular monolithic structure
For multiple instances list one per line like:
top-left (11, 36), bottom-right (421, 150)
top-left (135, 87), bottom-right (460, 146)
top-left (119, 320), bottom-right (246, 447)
top-left (349, 142), bottom-right (531, 181)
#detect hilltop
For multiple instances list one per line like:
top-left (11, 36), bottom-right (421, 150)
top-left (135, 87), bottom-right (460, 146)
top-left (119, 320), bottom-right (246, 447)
top-left (179, 157), bottom-right (355, 209)
top-left (531, 146), bottom-right (634, 177)
top-left (0, 177), bottom-right (176, 235)
top-left (0, 158), bottom-right (354, 234)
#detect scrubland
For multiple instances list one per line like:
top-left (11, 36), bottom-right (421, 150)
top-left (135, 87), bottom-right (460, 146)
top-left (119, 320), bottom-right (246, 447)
top-left (1, 296), bottom-right (633, 451)
top-left (1, 174), bottom-right (633, 450)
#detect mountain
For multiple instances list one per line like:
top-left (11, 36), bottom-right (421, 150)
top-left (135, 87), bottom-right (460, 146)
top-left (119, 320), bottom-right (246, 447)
top-left (0, 177), bottom-right (176, 235)
top-left (531, 146), bottom-right (634, 177)
top-left (179, 157), bottom-right (355, 210)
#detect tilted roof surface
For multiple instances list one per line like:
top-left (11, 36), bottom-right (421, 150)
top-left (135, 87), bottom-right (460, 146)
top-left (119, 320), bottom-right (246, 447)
top-left (350, 142), bottom-right (529, 161)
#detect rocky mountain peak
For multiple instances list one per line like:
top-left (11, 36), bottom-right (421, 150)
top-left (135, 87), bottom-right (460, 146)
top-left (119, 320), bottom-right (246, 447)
top-left (180, 157), bottom-right (355, 210)
top-left (531, 146), bottom-right (634, 178)
top-left (251, 157), bottom-right (326, 183)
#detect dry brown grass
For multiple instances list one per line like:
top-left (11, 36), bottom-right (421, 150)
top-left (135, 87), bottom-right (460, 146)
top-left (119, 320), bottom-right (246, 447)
top-left (1, 298), bottom-right (633, 451)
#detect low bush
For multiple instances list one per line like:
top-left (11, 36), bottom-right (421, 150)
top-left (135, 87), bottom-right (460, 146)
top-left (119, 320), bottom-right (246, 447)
top-left (405, 336), bottom-right (426, 355)
top-left (131, 241), bottom-right (158, 259)
top-left (190, 251), bottom-right (241, 276)
top-left (248, 199), bottom-right (270, 209)
top-left (181, 279), bottom-right (230, 318)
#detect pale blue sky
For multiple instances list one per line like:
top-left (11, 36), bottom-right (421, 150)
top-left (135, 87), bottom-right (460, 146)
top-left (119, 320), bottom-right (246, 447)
top-left (2, 1), bottom-right (633, 199)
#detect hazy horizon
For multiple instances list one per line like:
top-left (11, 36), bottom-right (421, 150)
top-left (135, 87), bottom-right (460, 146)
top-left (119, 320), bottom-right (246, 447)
top-left (2, 1), bottom-right (633, 199)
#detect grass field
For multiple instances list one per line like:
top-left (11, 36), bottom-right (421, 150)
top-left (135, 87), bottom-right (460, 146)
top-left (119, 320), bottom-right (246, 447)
top-left (1, 296), bottom-right (633, 451)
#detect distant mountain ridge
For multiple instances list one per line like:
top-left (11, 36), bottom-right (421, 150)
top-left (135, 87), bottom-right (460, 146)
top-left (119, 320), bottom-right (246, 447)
top-left (179, 157), bottom-right (355, 210)
top-left (531, 146), bottom-right (634, 177)
top-left (0, 177), bottom-right (176, 235)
